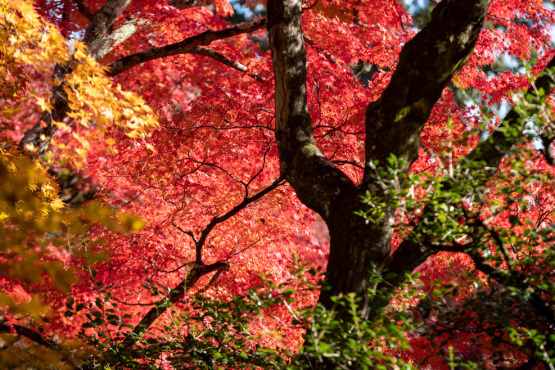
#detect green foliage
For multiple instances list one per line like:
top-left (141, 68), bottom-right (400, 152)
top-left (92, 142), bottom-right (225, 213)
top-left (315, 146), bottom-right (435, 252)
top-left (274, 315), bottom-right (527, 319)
top-left (65, 264), bottom-right (429, 369)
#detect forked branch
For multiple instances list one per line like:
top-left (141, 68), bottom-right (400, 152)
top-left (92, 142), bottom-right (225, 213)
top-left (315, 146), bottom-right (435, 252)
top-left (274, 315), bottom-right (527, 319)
top-left (122, 177), bottom-right (284, 349)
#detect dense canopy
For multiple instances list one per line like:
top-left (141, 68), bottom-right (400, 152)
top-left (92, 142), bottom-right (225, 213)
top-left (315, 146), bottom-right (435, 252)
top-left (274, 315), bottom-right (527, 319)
top-left (1, 0), bottom-right (554, 368)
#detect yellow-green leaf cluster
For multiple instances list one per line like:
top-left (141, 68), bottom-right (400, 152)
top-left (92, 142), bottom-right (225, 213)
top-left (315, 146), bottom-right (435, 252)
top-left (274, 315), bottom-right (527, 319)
top-left (0, 147), bottom-right (144, 317)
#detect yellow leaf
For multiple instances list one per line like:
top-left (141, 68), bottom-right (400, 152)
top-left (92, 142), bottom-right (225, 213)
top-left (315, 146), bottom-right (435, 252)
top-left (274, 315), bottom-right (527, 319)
top-left (36, 97), bottom-right (52, 112)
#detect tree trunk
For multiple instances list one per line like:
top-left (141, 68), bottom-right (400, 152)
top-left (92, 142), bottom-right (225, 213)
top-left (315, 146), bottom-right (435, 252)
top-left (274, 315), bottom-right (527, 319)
top-left (267, 0), bottom-right (492, 317)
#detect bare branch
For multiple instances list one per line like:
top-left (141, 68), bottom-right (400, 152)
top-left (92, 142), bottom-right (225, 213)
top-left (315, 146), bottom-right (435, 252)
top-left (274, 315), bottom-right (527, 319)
top-left (120, 177), bottom-right (284, 349)
top-left (194, 176), bottom-right (285, 260)
top-left (0, 323), bottom-right (60, 350)
top-left (192, 46), bottom-right (266, 82)
top-left (107, 18), bottom-right (267, 76)
top-left (168, 0), bottom-right (213, 10)
top-left (303, 34), bottom-right (340, 66)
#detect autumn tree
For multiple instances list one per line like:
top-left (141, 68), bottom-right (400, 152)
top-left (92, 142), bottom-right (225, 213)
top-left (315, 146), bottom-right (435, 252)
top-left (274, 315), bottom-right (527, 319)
top-left (1, 0), bottom-right (554, 368)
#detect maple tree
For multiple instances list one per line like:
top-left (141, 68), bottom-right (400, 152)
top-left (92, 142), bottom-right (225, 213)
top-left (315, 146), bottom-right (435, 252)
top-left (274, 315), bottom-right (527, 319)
top-left (1, 0), bottom-right (555, 368)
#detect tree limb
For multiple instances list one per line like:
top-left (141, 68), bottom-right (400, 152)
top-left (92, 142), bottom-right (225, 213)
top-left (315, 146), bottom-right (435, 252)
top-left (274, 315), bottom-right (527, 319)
top-left (19, 0), bottom-right (134, 153)
top-left (465, 248), bottom-right (554, 323)
top-left (363, 0), bottom-right (492, 186)
top-left (107, 18), bottom-right (267, 76)
top-left (385, 56), bottom-right (555, 286)
top-left (191, 46), bottom-right (266, 82)
top-left (83, 0), bottom-right (133, 60)
top-left (0, 323), bottom-right (80, 369)
top-left (119, 259), bottom-right (230, 350)
top-left (122, 177), bottom-right (284, 349)
top-left (463, 55), bottom-right (555, 171)
top-left (74, 0), bottom-right (94, 22)
top-left (93, 18), bottom-right (147, 61)
top-left (267, 0), bottom-right (357, 221)
top-left (168, 0), bottom-right (213, 10)
top-left (0, 323), bottom-right (60, 350)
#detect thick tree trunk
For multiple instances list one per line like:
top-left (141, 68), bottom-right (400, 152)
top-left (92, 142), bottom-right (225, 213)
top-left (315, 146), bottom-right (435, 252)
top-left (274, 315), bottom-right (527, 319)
top-left (267, 0), bottom-right (492, 317)
top-left (321, 205), bottom-right (395, 316)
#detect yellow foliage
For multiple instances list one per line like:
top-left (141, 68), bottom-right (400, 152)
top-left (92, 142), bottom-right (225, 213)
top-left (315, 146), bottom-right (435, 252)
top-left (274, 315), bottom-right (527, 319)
top-left (0, 0), bottom-right (158, 165)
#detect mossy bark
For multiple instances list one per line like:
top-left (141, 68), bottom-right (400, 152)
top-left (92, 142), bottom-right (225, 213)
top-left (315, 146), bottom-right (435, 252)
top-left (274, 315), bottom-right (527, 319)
top-left (267, 0), bottom-right (492, 317)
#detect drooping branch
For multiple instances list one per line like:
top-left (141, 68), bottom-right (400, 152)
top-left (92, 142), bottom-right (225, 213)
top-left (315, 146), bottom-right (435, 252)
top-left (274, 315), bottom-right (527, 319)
top-left (267, 0), bottom-right (356, 221)
top-left (363, 0), bottom-right (492, 185)
top-left (121, 177), bottom-right (284, 349)
top-left (0, 323), bottom-right (80, 369)
top-left (107, 18), bottom-right (267, 76)
top-left (191, 46), bottom-right (266, 82)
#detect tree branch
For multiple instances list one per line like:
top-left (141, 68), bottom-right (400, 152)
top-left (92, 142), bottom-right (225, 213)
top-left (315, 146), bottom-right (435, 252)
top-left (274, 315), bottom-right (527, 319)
top-left (383, 57), bottom-right (555, 285)
top-left (0, 323), bottom-right (80, 369)
top-left (363, 0), bottom-right (492, 186)
top-left (119, 259), bottom-right (230, 350)
top-left (74, 0), bottom-right (94, 22)
top-left (83, 0), bottom-right (133, 60)
top-left (194, 176), bottom-right (285, 259)
top-left (267, 0), bottom-right (357, 221)
top-left (168, 0), bottom-right (213, 10)
top-left (93, 18), bottom-right (146, 61)
top-left (465, 248), bottom-right (554, 324)
top-left (303, 34), bottom-right (340, 66)
top-left (107, 18), bottom-right (267, 76)
top-left (192, 46), bottom-right (266, 82)
top-left (0, 323), bottom-right (60, 350)
top-left (19, 0), bottom-right (134, 153)
top-left (122, 177), bottom-right (284, 349)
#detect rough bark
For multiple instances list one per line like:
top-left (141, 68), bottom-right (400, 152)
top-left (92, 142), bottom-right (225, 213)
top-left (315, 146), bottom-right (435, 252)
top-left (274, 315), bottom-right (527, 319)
top-left (93, 18), bottom-right (145, 61)
top-left (363, 0), bottom-right (492, 182)
top-left (268, 0), bottom-right (493, 317)
top-left (82, 0), bottom-right (133, 60)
